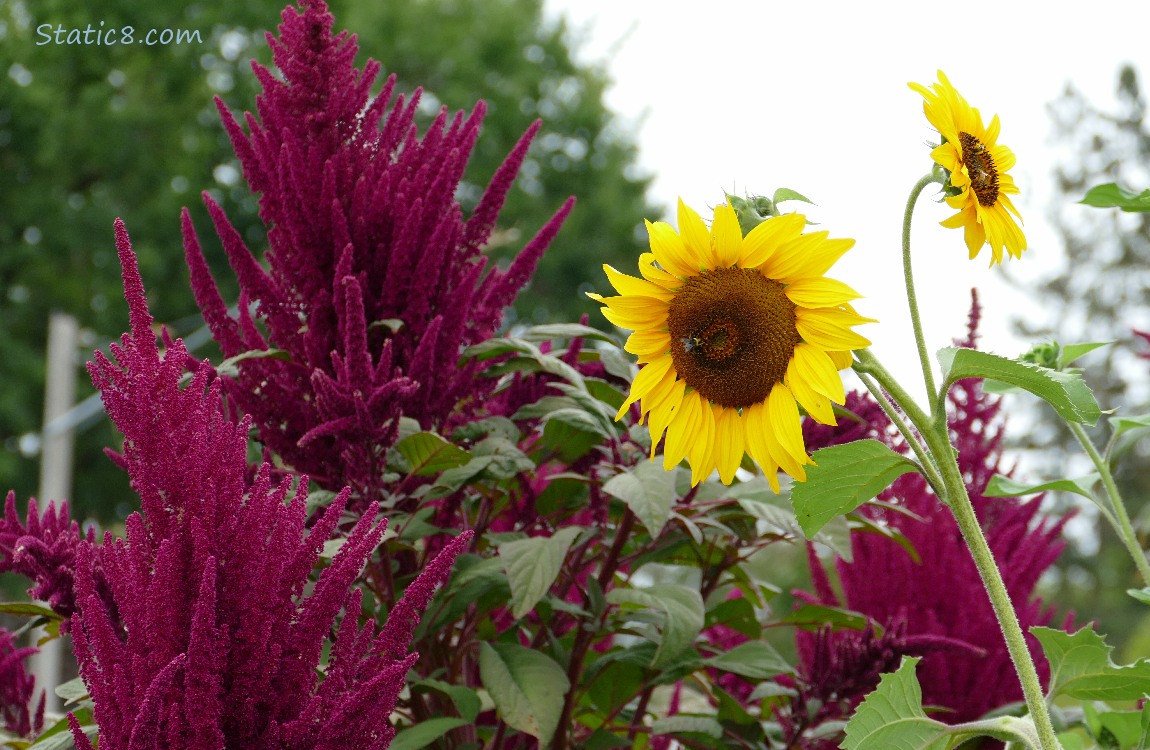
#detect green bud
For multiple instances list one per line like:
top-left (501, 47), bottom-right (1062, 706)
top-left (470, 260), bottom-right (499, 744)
top-left (727, 193), bottom-right (777, 235)
top-left (1020, 341), bottom-right (1061, 369)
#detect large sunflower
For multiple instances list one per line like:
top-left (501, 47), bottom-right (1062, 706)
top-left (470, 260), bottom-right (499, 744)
top-left (909, 71), bottom-right (1026, 265)
top-left (590, 200), bottom-right (873, 489)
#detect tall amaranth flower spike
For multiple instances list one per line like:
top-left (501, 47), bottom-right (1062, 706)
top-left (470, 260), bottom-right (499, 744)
top-left (0, 628), bottom-right (44, 738)
top-left (70, 220), bottom-right (471, 750)
top-left (183, 0), bottom-right (574, 499)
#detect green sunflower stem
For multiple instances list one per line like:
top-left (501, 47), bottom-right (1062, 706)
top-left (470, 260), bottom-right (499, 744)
top-left (1068, 422), bottom-right (1150, 585)
top-left (902, 173), bottom-right (944, 409)
top-left (860, 349), bottom-right (1061, 750)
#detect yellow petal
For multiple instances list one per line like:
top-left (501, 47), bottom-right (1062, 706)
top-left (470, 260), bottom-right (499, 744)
top-left (795, 308), bottom-right (873, 351)
top-left (711, 204), bottom-right (743, 269)
top-left (646, 220), bottom-right (696, 278)
top-left (604, 264), bottom-right (674, 301)
top-left (615, 355), bottom-right (673, 420)
top-left (790, 343), bottom-right (846, 405)
top-left (637, 252), bottom-right (683, 288)
top-left (663, 390), bottom-right (702, 470)
top-left (713, 405), bottom-right (745, 485)
top-left (625, 330), bottom-right (672, 358)
top-left (786, 356), bottom-right (836, 425)
top-left (784, 277), bottom-right (862, 308)
top-left (677, 199), bottom-right (715, 269)
top-left (764, 383), bottom-right (809, 481)
top-left (743, 402), bottom-right (781, 493)
top-left (763, 232), bottom-right (855, 282)
top-left (828, 349), bottom-right (854, 370)
top-left (739, 213), bottom-right (805, 268)
top-left (688, 399), bottom-right (716, 486)
top-left (647, 378), bottom-right (687, 459)
top-left (595, 294), bottom-right (670, 331)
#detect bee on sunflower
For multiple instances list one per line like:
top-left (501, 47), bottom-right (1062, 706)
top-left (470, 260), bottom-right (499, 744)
top-left (589, 199), bottom-right (873, 489)
top-left (910, 70), bottom-right (1026, 265)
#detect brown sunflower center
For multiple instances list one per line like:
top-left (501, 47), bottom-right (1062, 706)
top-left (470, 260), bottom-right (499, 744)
top-left (958, 131), bottom-right (999, 207)
top-left (666, 267), bottom-right (801, 409)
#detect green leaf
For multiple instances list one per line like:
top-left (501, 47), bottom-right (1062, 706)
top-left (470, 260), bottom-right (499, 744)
top-left (0, 602), bottom-right (61, 619)
top-left (395, 432), bottom-right (471, 476)
top-left (790, 440), bottom-right (919, 537)
top-left (842, 657), bottom-right (951, 749)
top-left (541, 408), bottom-right (608, 462)
top-left (984, 473), bottom-right (1099, 501)
top-left (28, 709), bottom-right (95, 749)
top-left (479, 642), bottom-right (570, 744)
top-left (733, 477), bottom-right (853, 561)
top-left (781, 603), bottom-right (871, 632)
top-left (601, 460), bottom-right (676, 537)
top-left (411, 678), bottom-right (482, 722)
top-left (1080, 182), bottom-right (1150, 212)
top-left (1127, 587), bottom-right (1150, 605)
top-left (650, 716), bottom-right (724, 739)
top-left (498, 527), bottom-right (582, 619)
top-left (1056, 341), bottom-right (1111, 369)
top-left (772, 187), bottom-right (814, 206)
top-left (1032, 625), bottom-right (1150, 700)
top-left (704, 640), bottom-right (791, 679)
top-left (606, 584), bottom-right (704, 668)
top-left (517, 323), bottom-right (618, 344)
top-left (1082, 703), bottom-right (1146, 750)
top-left (937, 347), bottom-right (1101, 425)
top-left (389, 718), bottom-right (471, 750)
top-left (1110, 412), bottom-right (1150, 440)
top-left (208, 347), bottom-right (290, 380)
top-left (53, 676), bottom-right (89, 707)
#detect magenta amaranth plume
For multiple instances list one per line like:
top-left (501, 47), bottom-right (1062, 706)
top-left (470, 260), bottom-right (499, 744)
top-left (0, 628), bottom-right (44, 738)
top-left (69, 220), bottom-right (471, 750)
top-left (182, 0), bottom-right (574, 499)
top-left (794, 291), bottom-right (1073, 729)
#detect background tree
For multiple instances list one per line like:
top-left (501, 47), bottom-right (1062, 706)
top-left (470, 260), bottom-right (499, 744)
top-left (1010, 63), bottom-right (1150, 655)
top-left (0, 0), bottom-right (657, 525)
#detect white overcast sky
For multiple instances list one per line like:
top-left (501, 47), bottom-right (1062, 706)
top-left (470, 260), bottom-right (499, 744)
top-left (542, 0), bottom-right (1150, 401)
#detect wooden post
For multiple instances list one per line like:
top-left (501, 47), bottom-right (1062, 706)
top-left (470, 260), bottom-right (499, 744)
top-left (29, 312), bottom-right (80, 715)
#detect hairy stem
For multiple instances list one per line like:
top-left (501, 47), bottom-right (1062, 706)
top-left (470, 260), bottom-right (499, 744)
top-left (902, 173), bottom-right (943, 406)
top-left (1069, 422), bottom-right (1150, 585)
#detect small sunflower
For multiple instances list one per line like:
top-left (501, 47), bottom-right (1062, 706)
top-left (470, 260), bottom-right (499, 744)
top-left (909, 71), bottom-right (1026, 265)
top-left (589, 200), bottom-right (873, 489)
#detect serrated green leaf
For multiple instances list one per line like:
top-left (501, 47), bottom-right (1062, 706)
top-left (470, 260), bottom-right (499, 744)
top-left (1080, 182), bottom-right (1150, 212)
top-left (704, 640), bottom-right (791, 679)
top-left (1127, 587), bottom-right (1150, 605)
top-left (1033, 625), bottom-right (1150, 700)
top-left (791, 440), bottom-right (919, 537)
top-left (479, 642), bottom-right (570, 744)
top-left (773, 187), bottom-right (814, 206)
top-left (984, 473), bottom-right (1099, 501)
top-left (395, 432), bottom-right (472, 476)
top-left (389, 718), bottom-right (471, 750)
top-left (651, 715), bottom-right (724, 738)
top-left (732, 477), bottom-right (851, 560)
top-left (499, 527), bottom-right (582, 619)
top-left (1056, 341), bottom-right (1112, 369)
top-left (602, 460), bottom-right (676, 537)
top-left (842, 657), bottom-right (951, 749)
top-left (606, 584), bottom-right (704, 668)
top-left (937, 347), bottom-right (1101, 425)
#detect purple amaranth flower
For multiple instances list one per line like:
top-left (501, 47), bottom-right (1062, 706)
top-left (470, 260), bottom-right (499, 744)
top-left (183, 0), bottom-right (574, 499)
top-left (793, 290), bottom-right (1072, 730)
top-left (69, 220), bottom-right (471, 750)
top-left (0, 628), bottom-right (44, 738)
top-left (0, 491), bottom-right (103, 624)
